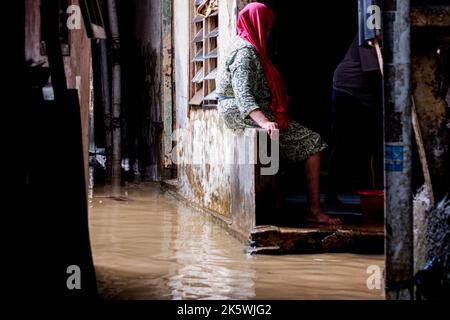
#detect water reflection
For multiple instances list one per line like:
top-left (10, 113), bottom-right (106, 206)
top-left (89, 184), bottom-right (384, 300)
top-left (169, 205), bottom-right (257, 300)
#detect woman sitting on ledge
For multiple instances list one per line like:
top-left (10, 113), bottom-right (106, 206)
top-left (216, 3), bottom-right (341, 225)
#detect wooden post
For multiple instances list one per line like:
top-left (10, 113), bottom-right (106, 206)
top-left (383, 0), bottom-right (414, 300)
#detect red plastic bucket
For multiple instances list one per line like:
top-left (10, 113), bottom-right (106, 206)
top-left (358, 190), bottom-right (384, 222)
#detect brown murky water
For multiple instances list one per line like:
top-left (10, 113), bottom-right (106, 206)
top-left (89, 183), bottom-right (384, 300)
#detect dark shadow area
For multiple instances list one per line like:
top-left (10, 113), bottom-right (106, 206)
top-left (21, 0), bottom-right (97, 299)
top-left (263, 0), bottom-right (358, 137)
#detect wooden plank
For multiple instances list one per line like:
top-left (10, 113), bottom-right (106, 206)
top-left (193, 49), bottom-right (204, 62)
top-left (192, 67), bottom-right (204, 83)
top-left (204, 68), bottom-right (217, 80)
top-left (189, 89), bottom-right (204, 105)
top-left (412, 97), bottom-right (435, 205)
top-left (373, 38), bottom-right (384, 76)
top-left (193, 15), bottom-right (203, 23)
top-left (192, 29), bottom-right (204, 42)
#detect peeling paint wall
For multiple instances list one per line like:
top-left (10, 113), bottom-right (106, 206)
top-left (173, 0), bottom-right (256, 238)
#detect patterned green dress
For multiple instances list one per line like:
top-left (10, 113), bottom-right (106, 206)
top-left (216, 37), bottom-right (328, 163)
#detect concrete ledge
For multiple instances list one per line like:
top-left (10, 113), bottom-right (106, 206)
top-left (160, 179), bottom-right (179, 192)
top-left (249, 224), bottom-right (384, 255)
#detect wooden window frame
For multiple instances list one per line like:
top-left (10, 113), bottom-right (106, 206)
top-left (188, 0), bottom-right (219, 110)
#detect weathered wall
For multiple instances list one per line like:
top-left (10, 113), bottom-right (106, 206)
top-left (173, 0), bottom-right (256, 239)
top-left (66, 0), bottom-right (92, 186)
top-left (176, 111), bottom-right (233, 217)
top-left (411, 3), bottom-right (450, 299)
top-left (411, 4), bottom-right (450, 197)
top-left (25, 0), bottom-right (92, 184)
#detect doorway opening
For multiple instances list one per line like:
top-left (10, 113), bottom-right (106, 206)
top-left (255, 0), bottom-right (385, 231)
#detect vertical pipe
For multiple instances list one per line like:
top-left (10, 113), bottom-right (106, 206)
top-left (99, 39), bottom-right (112, 183)
top-left (383, 0), bottom-right (414, 300)
top-left (106, 0), bottom-right (122, 196)
top-left (89, 61), bottom-right (96, 198)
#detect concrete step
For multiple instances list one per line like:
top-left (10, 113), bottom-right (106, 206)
top-left (160, 179), bottom-right (179, 192)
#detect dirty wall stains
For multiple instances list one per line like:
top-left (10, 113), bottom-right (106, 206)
top-left (412, 53), bottom-right (449, 194)
top-left (178, 110), bottom-right (233, 217)
top-left (176, 108), bottom-right (257, 237)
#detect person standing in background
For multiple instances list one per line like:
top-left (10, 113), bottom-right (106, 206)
top-left (326, 35), bottom-right (383, 208)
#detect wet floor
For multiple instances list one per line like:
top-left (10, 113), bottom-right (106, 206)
top-left (89, 183), bottom-right (384, 300)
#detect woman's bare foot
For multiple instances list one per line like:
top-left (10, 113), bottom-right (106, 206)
top-left (305, 208), bottom-right (342, 225)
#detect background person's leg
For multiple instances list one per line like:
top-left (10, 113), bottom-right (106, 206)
top-left (326, 90), bottom-right (356, 204)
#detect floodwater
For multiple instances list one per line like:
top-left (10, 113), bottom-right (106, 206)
top-left (89, 183), bottom-right (384, 300)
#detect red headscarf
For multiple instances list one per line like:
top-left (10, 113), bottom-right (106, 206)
top-left (237, 3), bottom-right (290, 129)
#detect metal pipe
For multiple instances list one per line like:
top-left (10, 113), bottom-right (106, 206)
top-left (99, 39), bottom-right (112, 183)
top-left (106, 0), bottom-right (122, 196)
top-left (383, 0), bottom-right (414, 300)
top-left (89, 63), bottom-right (96, 198)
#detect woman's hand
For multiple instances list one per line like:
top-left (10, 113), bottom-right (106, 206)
top-left (260, 121), bottom-right (279, 140)
top-left (249, 109), bottom-right (279, 139)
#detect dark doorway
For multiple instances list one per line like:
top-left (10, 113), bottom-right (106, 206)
top-left (263, 0), bottom-right (358, 135)
top-left (255, 0), bottom-right (384, 226)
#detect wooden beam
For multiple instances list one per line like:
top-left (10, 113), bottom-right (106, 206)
top-left (411, 97), bottom-right (435, 206)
